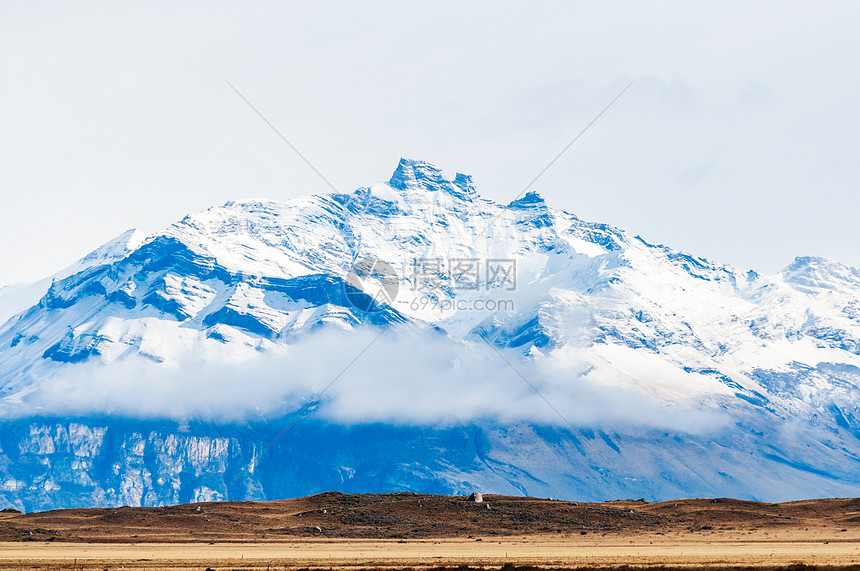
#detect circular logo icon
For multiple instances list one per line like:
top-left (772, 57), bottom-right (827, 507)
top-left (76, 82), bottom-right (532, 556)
top-left (344, 256), bottom-right (399, 313)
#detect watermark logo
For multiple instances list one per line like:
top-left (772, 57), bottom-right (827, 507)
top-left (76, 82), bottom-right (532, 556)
top-left (344, 256), bottom-right (517, 314)
top-left (410, 258), bottom-right (517, 292)
top-left (407, 257), bottom-right (517, 315)
top-left (344, 256), bottom-right (400, 313)
top-left (409, 296), bottom-right (516, 312)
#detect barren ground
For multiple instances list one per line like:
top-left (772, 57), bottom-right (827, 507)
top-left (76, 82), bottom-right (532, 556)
top-left (1, 493), bottom-right (859, 570)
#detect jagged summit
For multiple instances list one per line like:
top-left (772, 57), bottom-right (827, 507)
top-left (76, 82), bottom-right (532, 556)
top-left (508, 190), bottom-right (546, 209)
top-left (452, 172), bottom-right (475, 194)
top-left (388, 158), bottom-right (476, 199)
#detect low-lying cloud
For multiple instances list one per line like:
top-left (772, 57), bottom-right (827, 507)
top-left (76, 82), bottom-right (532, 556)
top-left (4, 327), bottom-right (729, 434)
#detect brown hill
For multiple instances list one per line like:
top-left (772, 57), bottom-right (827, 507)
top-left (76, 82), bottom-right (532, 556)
top-left (1, 492), bottom-right (858, 543)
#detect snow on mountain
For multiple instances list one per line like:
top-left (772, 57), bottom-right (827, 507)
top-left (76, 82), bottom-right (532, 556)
top-left (0, 229), bottom-right (147, 325)
top-left (1, 159), bottom-right (859, 511)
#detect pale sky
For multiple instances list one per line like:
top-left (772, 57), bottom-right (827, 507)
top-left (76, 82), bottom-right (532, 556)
top-left (2, 1), bottom-right (859, 286)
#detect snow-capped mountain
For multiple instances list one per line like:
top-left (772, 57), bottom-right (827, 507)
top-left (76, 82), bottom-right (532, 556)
top-left (1, 159), bottom-right (858, 511)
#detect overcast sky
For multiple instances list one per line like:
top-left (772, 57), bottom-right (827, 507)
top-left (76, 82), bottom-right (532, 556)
top-left (2, 1), bottom-right (859, 286)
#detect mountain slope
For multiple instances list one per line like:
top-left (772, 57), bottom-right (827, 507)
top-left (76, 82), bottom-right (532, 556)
top-left (0, 159), bottom-right (858, 511)
top-left (0, 229), bottom-right (146, 326)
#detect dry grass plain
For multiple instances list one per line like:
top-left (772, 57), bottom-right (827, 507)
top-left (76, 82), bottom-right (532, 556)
top-left (1, 493), bottom-right (859, 570)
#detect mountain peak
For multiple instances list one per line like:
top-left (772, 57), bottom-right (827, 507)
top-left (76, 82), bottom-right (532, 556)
top-left (389, 158), bottom-right (444, 189)
top-left (389, 158), bottom-right (475, 199)
top-left (508, 190), bottom-right (545, 209)
top-left (452, 172), bottom-right (475, 195)
top-left (782, 255), bottom-right (850, 274)
top-left (781, 255), bottom-right (860, 293)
